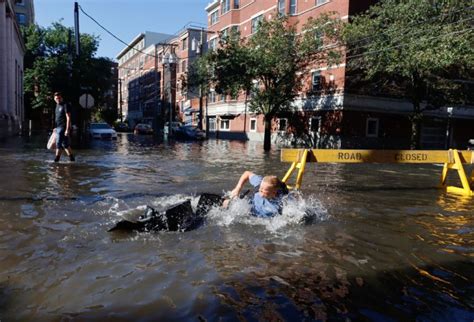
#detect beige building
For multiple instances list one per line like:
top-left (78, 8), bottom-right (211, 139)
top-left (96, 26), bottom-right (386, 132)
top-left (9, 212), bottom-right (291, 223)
top-left (0, 0), bottom-right (27, 137)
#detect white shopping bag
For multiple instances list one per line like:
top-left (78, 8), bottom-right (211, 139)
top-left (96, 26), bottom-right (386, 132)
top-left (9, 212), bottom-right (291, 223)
top-left (47, 128), bottom-right (57, 150)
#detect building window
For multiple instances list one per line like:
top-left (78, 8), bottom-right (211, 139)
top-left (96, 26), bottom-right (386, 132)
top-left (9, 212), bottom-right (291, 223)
top-left (209, 118), bottom-right (216, 131)
top-left (231, 25), bottom-right (239, 36)
top-left (278, 118), bottom-right (288, 132)
top-left (234, 0), bottom-right (240, 9)
top-left (16, 13), bottom-right (27, 25)
top-left (208, 91), bottom-right (216, 103)
top-left (182, 37), bottom-right (188, 50)
top-left (316, 0), bottom-right (329, 5)
top-left (312, 71), bottom-right (321, 91)
top-left (278, 0), bottom-right (286, 16)
top-left (220, 94), bottom-right (226, 102)
top-left (221, 27), bottom-right (229, 40)
top-left (310, 117), bottom-right (320, 132)
top-left (220, 119), bottom-right (230, 131)
top-left (250, 118), bottom-right (257, 132)
top-left (222, 0), bottom-right (230, 14)
top-left (210, 10), bottom-right (219, 25)
top-left (251, 15), bottom-right (263, 34)
top-left (181, 60), bottom-right (187, 73)
top-left (16, 0), bottom-right (25, 6)
top-left (290, 0), bottom-right (297, 14)
top-left (208, 38), bottom-right (218, 51)
top-left (366, 118), bottom-right (379, 137)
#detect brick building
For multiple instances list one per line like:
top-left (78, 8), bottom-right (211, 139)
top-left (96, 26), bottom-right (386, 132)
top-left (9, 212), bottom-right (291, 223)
top-left (204, 0), bottom-right (474, 149)
top-left (116, 31), bottom-right (172, 128)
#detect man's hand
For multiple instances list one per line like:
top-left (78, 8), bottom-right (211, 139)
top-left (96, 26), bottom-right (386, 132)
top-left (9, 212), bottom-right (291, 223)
top-left (229, 186), bottom-right (241, 199)
top-left (65, 129), bottom-right (70, 136)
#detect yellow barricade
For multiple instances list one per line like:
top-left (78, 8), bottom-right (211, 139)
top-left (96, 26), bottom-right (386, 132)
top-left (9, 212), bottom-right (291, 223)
top-left (281, 149), bottom-right (474, 196)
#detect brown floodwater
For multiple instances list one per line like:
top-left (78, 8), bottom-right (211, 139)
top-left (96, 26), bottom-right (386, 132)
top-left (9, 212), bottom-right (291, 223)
top-left (0, 133), bottom-right (472, 321)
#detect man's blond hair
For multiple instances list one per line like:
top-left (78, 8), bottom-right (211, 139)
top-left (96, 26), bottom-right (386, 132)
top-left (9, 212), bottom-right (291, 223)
top-left (262, 175), bottom-right (280, 191)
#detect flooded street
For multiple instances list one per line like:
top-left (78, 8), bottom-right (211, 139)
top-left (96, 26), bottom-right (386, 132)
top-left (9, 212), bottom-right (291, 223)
top-left (0, 133), bottom-right (472, 321)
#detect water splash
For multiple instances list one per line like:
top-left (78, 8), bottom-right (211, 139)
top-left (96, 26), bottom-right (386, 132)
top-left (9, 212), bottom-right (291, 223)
top-left (105, 192), bottom-right (329, 234)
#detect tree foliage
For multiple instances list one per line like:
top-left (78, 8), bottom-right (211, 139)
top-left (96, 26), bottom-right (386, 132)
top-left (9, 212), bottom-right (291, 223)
top-left (22, 22), bottom-right (116, 125)
top-left (343, 0), bottom-right (474, 148)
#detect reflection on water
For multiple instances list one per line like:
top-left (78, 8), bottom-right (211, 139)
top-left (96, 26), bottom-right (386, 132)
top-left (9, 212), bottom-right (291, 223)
top-left (0, 134), bottom-right (472, 321)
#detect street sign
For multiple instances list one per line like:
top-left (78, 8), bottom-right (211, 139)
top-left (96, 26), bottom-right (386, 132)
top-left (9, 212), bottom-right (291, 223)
top-left (79, 93), bottom-right (95, 109)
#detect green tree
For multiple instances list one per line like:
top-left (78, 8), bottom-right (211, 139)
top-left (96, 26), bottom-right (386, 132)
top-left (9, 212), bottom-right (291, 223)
top-left (343, 0), bottom-right (474, 149)
top-left (22, 22), bottom-right (116, 128)
top-left (201, 16), bottom-right (343, 151)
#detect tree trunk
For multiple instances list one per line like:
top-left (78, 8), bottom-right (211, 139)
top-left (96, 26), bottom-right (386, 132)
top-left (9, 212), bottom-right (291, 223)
top-left (409, 102), bottom-right (422, 150)
top-left (263, 115), bottom-right (272, 151)
top-left (409, 72), bottom-right (423, 150)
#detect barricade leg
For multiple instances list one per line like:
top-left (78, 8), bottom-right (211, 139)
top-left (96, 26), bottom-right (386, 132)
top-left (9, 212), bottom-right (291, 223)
top-left (281, 149), bottom-right (309, 190)
top-left (442, 149), bottom-right (473, 196)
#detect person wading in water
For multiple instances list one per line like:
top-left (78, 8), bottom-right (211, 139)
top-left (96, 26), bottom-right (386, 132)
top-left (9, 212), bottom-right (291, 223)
top-left (53, 92), bottom-right (75, 162)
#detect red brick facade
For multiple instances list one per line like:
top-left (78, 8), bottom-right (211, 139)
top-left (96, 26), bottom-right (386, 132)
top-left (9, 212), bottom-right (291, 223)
top-left (201, 0), bottom-right (474, 149)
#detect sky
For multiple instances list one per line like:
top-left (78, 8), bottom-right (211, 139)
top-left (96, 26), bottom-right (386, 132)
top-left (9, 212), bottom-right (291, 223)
top-left (35, 0), bottom-right (210, 60)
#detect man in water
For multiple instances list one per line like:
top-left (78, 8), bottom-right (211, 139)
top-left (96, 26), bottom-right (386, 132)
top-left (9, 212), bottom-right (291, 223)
top-left (225, 171), bottom-right (289, 217)
top-left (53, 92), bottom-right (75, 162)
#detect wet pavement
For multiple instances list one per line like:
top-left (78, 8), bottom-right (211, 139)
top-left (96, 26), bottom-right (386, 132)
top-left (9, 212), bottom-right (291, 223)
top-left (0, 133), bottom-right (473, 321)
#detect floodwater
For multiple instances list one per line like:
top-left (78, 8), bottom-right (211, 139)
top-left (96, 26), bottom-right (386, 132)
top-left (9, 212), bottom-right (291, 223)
top-left (0, 133), bottom-right (472, 321)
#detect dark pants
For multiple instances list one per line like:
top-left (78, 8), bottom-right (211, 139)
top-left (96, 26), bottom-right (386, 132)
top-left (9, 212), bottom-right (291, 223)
top-left (56, 127), bottom-right (70, 149)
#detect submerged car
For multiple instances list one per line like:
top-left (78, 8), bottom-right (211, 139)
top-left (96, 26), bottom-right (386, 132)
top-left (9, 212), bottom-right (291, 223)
top-left (88, 122), bottom-right (117, 140)
top-left (468, 139), bottom-right (474, 150)
top-left (115, 122), bottom-right (131, 132)
top-left (164, 121), bottom-right (184, 136)
top-left (134, 123), bottom-right (154, 135)
top-left (175, 125), bottom-right (206, 140)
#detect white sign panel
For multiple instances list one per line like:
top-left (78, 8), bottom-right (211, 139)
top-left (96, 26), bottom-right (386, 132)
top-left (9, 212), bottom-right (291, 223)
top-left (79, 94), bottom-right (95, 109)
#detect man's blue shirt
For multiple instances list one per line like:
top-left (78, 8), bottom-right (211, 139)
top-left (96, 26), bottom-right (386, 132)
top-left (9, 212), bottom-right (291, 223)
top-left (249, 175), bottom-right (285, 218)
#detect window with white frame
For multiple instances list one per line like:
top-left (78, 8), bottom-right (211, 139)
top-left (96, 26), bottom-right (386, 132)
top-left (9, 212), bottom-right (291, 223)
top-left (290, 0), bottom-right (297, 14)
top-left (220, 119), bottom-right (230, 130)
top-left (312, 71), bottom-right (321, 91)
top-left (221, 27), bottom-right (229, 40)
top-left (310, 117), bottom-right (321, 132)
top-left (316, 0), bottom-right (328, 5)
top-left (221, 0), bottom-right (230, 14)
top-left (250, 118), bottom-right (257, 132)
top-left (366, 118), bottom-right (379, 137)
top-left (210, 10), bottom-right (219, 25)
top-left (251, 15), bottom-right (263, 34)
top-left (314, 29), bottom-right (324, 48)
top-left (278, 0), bottom-right (286, 16)
top-left (209, 118), bottom-right (216, 131)
top-left (208, 91), bottom-right (216, 103)
top-left (208, 38), bottom-right (218, 51)
top-left (278, 118), bottom-right (288, 132)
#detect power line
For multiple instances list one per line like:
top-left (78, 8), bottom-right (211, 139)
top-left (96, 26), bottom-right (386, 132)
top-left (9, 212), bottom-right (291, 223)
top-left (78, 4), bottom-right (159, 60)
top-left (345, 14), bottom-right (474, 55)
top-left (343, 5), bottom-right (474, 52)
top-left (78, 4), bottom-right (209, 62)
top-left (345, 27), bottom-right (474, 60)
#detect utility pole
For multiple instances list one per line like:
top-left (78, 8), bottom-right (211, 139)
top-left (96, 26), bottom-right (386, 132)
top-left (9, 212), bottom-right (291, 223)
top-left (73, 2), bottom-right (84, 144)
top-left (74, 2), bottom-right (81, 57)
top-left (118, 78), bottom-right (123, 122)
